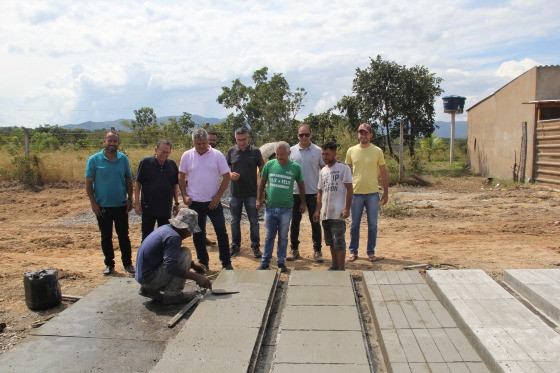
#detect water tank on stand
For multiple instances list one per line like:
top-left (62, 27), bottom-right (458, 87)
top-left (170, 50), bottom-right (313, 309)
top-left (443, 95), bottom-right (466, 114)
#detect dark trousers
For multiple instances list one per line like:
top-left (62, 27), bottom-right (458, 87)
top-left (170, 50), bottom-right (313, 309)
top-left (290, 194), bottom-right (322, 252)
top-left (141, 214), bottom-right (170, 241)
top-left (190, 201), bottom-right (231, 268)
top-left (95, 206), bottom-right (132, 267)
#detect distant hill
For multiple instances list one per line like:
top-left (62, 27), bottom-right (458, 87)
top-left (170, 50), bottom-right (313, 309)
top-left (433, 120), bottom-right (467, 139)
top-left (62, 115), bottom-right (224, 131)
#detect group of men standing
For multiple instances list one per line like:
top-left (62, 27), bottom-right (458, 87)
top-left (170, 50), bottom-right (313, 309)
top-left (84, 122), bottom-right (388, 303)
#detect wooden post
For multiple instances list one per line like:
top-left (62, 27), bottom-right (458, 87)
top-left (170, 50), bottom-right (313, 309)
top-left (24, 128), bottom-right (30, 156)
top-left (399, 120), bottom-right (404, 182)
top-left (449, 112), bottom-right (455, 163)
top-left (519, 122), bottom-right (527, 182)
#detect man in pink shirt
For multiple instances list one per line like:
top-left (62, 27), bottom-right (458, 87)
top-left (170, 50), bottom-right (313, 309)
top-left (178, 129), bottom-right (233, 270)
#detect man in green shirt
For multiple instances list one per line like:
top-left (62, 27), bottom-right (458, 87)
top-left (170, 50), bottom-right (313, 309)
top-left (256, 142), bottom-right (305, 272)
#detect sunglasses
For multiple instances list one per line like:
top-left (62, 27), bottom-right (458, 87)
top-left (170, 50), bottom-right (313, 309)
top-left (298, 133), bottom-right (311, 138)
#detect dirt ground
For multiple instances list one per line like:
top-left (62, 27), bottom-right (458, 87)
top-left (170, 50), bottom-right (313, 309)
top-left (0, 175), bottom-right (559, 354)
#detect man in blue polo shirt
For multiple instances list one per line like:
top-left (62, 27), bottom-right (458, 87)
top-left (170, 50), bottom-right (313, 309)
top-left (85, 130), bottom-right (135, 276)
top-left (134, 139), bottom-right (180, 241)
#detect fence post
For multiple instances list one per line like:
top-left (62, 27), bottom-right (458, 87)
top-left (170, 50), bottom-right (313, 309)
top-left (24, 128), bottom-right (30, 156)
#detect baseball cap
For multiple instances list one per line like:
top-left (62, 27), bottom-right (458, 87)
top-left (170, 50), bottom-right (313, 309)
top-left (358, 123), bottom-right (372, 133)
top-left (169, 208), bottom-right (201, 233)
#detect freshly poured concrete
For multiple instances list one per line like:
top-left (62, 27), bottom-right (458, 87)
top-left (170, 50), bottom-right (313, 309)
top-left (503, 268), bottom-right (560, 325)
top-left (427, 269), bottom-right (560, 372)
top-left (0, 278), bottom-right (184, 372)
top-left (152, 270), bottom-right (278, 373)
top-left (272, 270), bottom-right (371, 371)
top-left (363, 270), bottom-right (488, 373)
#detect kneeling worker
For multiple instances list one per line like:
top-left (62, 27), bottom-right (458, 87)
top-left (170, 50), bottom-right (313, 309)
top-left (135, 208), bottom-right (212, 304)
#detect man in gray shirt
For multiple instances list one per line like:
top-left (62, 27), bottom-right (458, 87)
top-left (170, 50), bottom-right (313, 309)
top-left (288, 124), bottom-right (325, 263)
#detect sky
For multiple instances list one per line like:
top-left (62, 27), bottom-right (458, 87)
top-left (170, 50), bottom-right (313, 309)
top-left (1, 0), bottom-right (559, 128)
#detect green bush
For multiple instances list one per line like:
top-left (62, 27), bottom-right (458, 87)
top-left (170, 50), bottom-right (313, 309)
top-left (11, 154), bottom-right (43, 187)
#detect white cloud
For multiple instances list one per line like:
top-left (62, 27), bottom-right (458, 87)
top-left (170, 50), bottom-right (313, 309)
top-left (0, 0), bottom-right (559, 126)
top-left (495, 58), bottom-right (540, 78)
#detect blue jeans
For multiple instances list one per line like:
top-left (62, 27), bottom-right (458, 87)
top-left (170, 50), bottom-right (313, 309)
top-left (230, 196), bottom-right (260, 248)
top-left (349, 193), bottom-right (379, 255)
top-left (262, 207), bottom-right (292, 265)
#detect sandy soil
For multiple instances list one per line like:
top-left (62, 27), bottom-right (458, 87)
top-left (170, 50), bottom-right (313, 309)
top-left (0, 176), bottom-right (559, 354)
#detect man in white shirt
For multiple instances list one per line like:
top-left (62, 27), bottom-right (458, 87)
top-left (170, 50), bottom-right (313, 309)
top-left (178, 129), bottom-right (233, 271)
top-left (314, 142), bottom-right (353, 270)
top-left (288, 124), bottom-right (325, 262)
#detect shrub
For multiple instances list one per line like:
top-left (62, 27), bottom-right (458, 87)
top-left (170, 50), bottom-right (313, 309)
top-left (11, 154), bottom-right (43, 188)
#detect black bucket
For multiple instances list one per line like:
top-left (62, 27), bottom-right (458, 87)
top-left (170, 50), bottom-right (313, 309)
top-left (23, 269), bottom-right (62, 310)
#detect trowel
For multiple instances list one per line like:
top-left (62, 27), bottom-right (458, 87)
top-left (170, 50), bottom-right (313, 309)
top-left (210, 288), bottom-right (240, 295)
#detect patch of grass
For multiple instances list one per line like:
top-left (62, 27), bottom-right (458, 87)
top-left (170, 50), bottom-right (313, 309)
top-left (422, 161), bottom-right (471, 177)
top-left (380, 195), bottom-right (411, 218)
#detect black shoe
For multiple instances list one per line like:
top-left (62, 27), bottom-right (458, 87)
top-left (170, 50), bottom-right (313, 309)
top-left (162, 292), bottom-right (197, 305)
top-left (277, 263), bottom-right (288, 273)
top-left (229, 246), bottom-right (241, 257)
top-left (102, 266), bottom-right (114, 275)
top-left (124, 265), bottom-right (135, 274)
top-left (223, 264), bottom-right (234, 270)
top-left (257, 263), bottom-right (270, 270)
top-left (251, 245), bottom-right (262, 258)
top-left (139, 287), bottom-right (163, 302)
top-left (328, 266), bottom-right (339, 271)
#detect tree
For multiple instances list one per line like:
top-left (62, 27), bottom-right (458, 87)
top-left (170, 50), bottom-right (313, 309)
top-left (397, 66), bottom-right (443, 156)
top-left (338, 55), bottom-right (443, 157)
top-left (303, 110), bottom-right (349, 146)
top-left (162, 112), bottom-right (196, 148)
top-left (420, 135), bottom-right (446, 161)
top-left (122, 107), bottom-right (161, 146)
top-left (217, 67), bottom-right (306, 144)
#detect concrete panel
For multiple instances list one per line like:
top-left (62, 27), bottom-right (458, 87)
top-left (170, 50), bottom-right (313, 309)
top-left (0, 335), bottom-right (167, 373)
top-left (0, 278), bottom-right (184, 372)
top-left (152, 325), bottom-right (260, 373)
top-left (504, 268), bottom-right (560, 325)
top-left (187, 298), bottom-right (269, 328)
top-left (427, 269), bottom-right (560, 371)
top-left (289, 270), bottom-right (352, 287)
top-left (280, 305), bottom-right (361, 331)
top-left (274, 330), bottom-right (369, 364)
top-left (31, 278), bottom-right (183, 341)
top-left (363, 271), bottom-right (488, 373)
top-left (153, 269), bottom-right (278, 373)
top-left (286, 286), bottom-right (355, 306)
top-left (212, 268), bottom-right (277, 285)
top-left (271, 363), bottom-right (370, 372)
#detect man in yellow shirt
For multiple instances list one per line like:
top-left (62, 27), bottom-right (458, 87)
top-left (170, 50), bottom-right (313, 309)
top-left (345, 123), bottom-right (389, 262)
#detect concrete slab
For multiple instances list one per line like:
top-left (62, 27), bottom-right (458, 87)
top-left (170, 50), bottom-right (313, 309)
top-left (272, 271), bottom-right (373, 371)
top-left (0, 278), bottom-right (184, 372)
top-left (274, 330), bottom-right (369, 364)
top-left (363, 270), bottom-right (489, 373)
top-left (152, 269), bottom-right (278, 373)
top-left (0, 335), bottom-right (167, 373)
top-left (271, 363), bottom-right (370, 372)
top-left (285, 285), bottom-right (356, 306)
top-left (289, 270), bottom-right (352, 287)
top-left (504, 268), bottom-right (560, 325)
top-left (426, 269), bottom-right (560, 372)
top-left (152, 325), bottom-right (260, 373)
top-left (280, 305), bottom-right (361, 331)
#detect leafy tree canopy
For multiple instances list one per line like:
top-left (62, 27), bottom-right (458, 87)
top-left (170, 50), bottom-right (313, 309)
top-left (338, 55), bottom-right (443, 156)
top-left (217, 67), bottom-right (306, 144)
